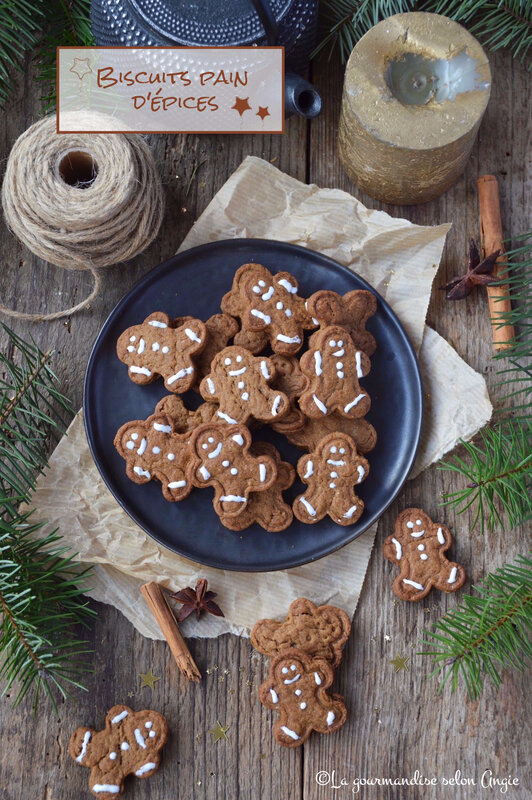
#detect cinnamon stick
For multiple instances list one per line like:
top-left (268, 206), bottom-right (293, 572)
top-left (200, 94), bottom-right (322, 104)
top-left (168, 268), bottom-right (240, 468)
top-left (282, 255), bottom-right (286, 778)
top-left (477, 175), bottom-right (515, 351)
top-left (141, 581), bottom-right (201, 682)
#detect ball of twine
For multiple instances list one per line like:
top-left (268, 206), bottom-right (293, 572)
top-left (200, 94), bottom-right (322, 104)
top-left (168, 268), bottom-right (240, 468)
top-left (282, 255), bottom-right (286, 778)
top-left (1, 114), bottom-right (164, 321)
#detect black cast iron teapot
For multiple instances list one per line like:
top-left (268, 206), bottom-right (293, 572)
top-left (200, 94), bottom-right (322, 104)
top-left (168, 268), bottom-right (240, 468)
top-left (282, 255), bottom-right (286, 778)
top-left (90, 0), bottom-right (322, 119)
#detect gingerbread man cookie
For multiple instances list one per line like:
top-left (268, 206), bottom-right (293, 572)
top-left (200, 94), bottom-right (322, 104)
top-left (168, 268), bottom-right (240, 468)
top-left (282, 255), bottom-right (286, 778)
top-left (298, 325), bottom-right (371, 418)
top-left (69, 704), bottom-right (169, 799)
top-left (199, 346), bottom-right (289, 425)
top-left (188, 422), bottom-right (277, 517)
top-left (116, 312), bottom-right (206, 393)
top-left (285, 412), bottom-right (377, 454)
top-left (219, 442), bottom-right (295, 532)
top-left (259, 650), bottom-right (347, 748)
top-left (221, 263), bottom-right (316, 355)
top-left (175, 313), bottom-right (240, 386)
top-left (307, 289), bottom-right (377, 356)
top-left (251, 598), bottom-right (351, 667)
top-left (114, 414), bottom-right (192, 502)
top-left (268, 354), bottom-right (308, 435)
top-left (154, 394), bottom-right (217, 433)
top-left (293, 432), bottom-right (369, 526)
top-left (383, 508), bottom-right (466, 601)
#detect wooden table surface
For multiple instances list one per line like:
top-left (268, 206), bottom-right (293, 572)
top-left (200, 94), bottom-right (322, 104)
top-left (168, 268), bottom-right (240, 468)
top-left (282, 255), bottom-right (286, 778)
top-left (0, 49), bottom-right (530, 800)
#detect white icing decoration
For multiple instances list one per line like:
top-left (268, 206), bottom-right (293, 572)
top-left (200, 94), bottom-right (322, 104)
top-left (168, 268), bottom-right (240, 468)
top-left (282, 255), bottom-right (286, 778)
top-left (232, 433), bottom-right (244, 445)
top-left (238, 381), bottom-right (244, 389)
top-left (206, 377), bottom-right (215, 394)
top-left (344, 394), bottom-right (366, 413)
top-left (154, 423), bottom-right (171, 433)
top-left (416, 519), bottom-right (422, 525)
top-left (134, 728), bottom-right (147, 749)
top-left (329, 340), bottom-right (336, 348)
top-left (145, 721), bottom-right (153, 728)
top-left (133, 466), bottom-right (150, 479)
top-left (403, 578), bottom-right (424, 590)
top-left (327, 459), bottom-right (346, 466)
top-left (241, 392), bottom-right (249, 401)
top-left (127, 345), bottom-right (135, 352)
top-left (185, 327), bottom-right (202, 343)
top-left (407, 521), bottom-right (414, 529)
top-left (130, 366), bottom-right (152, 377)
top-left (220, 495), bottom-right (246, 503)
top-left (276, 301), bottom-right (283, 310)
top-left (291, 664), bottom-right (296, 671)
top-left (251, 309), bottom-right (271, 324)
top-left (126, 441), bottom-right (134, 450)
top-left (418, 544), bottom-right (425, 550)
top-left (331, 446), bottom-right (337, 452)
top-left (152, 342), bottom-right (160, 351)
top-left (135, 763), bottom-right (157, 777)
top-left (327, 711), bottom-right (335, 726)
top-left (131, 433), bottom-right (139, 440)
top-left (437, 527), bottom-right (445, 544)
top-left (281, 726), bottom-right (299, 741)
top-left (168, 480), bottom-right (186, 489)
top-left (167, 366), bottom-right (194, 385)
top-left (285, 309), bottom-right (292, 317)
top-left (228, 366), bottom-right (247, 376)
top-left (224, 357), bottom-right (231, 365)
top-left (337, 372), bottom-right (344, 379)
top-left (343, 504), bottom-right (358, 519)
top-left (357, 465), bottom-right (365, 483)
top-left (252, 285), bottom-right (261, 294)
top-left (333, 348), bottom-right (345, 357)
top-left (329, 482), bottom-right (336, 489)
top-left (109, 752), bottom-right (117, 760)
top-left (300, 702), bottom-right (307, 710)
top-left (259, 463), bottom-right (266, 482)
top-left (199, 466), bottom-right (211, 481)
top-left (271, 395), bottom-right (282, 416)
top-left (260, 360), bottom-right (271, 381)
top-left (149, 731), bottom-right (156, 738)
top-left (152, 446), bottom-right (160, 454)
top-left (295, 689), bottom-right (302, 696)
top-left (300, 497), bottom-right (316, 517)
top-left (420, 554), bottom-right (429, 560)
top-left (76, 730), bottom-right (91, 763)
top-left (282, 667), bottom-right (288, 674)
top-left (230, 467), bottom-right (238, 475)
top-left (411, 530), bottom-right (425, 538)
top-left (111, 710), bottom-right (129, 724)
top-left (448, 567), bottom-right (458, 584)
top-left (262, 286), bottom-right (274, 301)
top-left (148, 320), bottom-right (167, 328)
top-left (167, 453), bottom-right (175, 461)
top-left (129, 336), bottom-right (136, 342)
top-left (312, 317), bottom-right (319, 325)
top-left (259, 280), bottom-right (266, 287)
top-left (137, 338), bottom-right (145, 354)
top-left (314, 672), bottom-right (322, 685)
top-left (162, 346), bottom-right (169, 353)
top-left (222, 460), bottom-right (230, 467)
top-left (217, 410), bottom-right (237, 424)
top-left (313, 394), bottom-right (328, 414)
top-left (304, 460), bottom-right (314, 478)
top-left (314, 351), bottom-right (322, 376)
top-left (330, 471), bottom-right (338, 478)
top-left (270, 689), bottom-right (279, 703)
top-left (392, 537), bottom-right (402, 559)
top-left (136, 438), bottom-right (147, 456)
top-left (92, 785), bottom-right (120, 794)
top-left (355, 351), bottom-right (363, 377)
top-left (278, 278), bottom-right (297, 294)
top-left (208, 442), bottom-right (222, 459)
top-left (283, 673), bottom-right (301, 685)
top-left (276, 334), bottom-right (301, 344)
top-left (121, 742), bottom-right (130, 751)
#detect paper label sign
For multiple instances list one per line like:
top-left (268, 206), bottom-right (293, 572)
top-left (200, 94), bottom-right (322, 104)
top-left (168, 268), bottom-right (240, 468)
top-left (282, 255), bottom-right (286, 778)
top-left (57, 47), bottom-right (284, 133)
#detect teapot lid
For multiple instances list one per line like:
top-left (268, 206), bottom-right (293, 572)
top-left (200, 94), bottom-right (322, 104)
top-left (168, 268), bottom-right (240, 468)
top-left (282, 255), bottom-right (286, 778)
top-left (93, 0), bottom-right (292, 46)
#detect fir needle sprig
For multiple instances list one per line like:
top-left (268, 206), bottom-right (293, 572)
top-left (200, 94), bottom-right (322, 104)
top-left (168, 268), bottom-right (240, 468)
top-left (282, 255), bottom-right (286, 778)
top-left (0, 324), bottom-right (94, 712)
top-left (420, 555), bottom-right (532, 699)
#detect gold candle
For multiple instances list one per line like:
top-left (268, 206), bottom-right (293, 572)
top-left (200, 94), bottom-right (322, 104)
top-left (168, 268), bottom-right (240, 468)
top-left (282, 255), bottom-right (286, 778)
top-left (338, 12), bottom-right (491, 205)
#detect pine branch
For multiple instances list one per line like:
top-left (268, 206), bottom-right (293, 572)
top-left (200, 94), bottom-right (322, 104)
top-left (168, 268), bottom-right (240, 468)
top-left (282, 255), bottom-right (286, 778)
top-left (313, 0), bottom-right (532, 64)
top-left (0, 324), bottom-right (94, 712)
top-left (419, 555), bottom-right (532, 699)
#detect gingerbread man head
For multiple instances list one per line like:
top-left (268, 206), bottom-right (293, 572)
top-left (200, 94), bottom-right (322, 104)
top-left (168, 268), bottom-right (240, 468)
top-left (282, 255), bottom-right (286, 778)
top-left (307, 288), bottom-right (377, 356)
top-left (69, 705), bottom-right (169, 799)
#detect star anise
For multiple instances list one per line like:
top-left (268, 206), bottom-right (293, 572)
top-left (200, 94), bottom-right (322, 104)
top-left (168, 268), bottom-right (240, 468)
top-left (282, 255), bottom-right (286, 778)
top-left (441, 238), bottom-right (500, 300)
top-left (169, 579), bottom-right (224, 622)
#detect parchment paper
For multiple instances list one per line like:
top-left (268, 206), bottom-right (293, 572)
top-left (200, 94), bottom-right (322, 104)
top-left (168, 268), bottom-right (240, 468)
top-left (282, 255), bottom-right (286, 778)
top-left (27, 156), bottom-right (492, 640)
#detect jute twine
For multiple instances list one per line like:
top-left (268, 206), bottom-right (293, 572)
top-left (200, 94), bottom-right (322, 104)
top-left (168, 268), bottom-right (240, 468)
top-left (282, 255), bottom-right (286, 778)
top-left (1, 114), bottom-right (164, 321)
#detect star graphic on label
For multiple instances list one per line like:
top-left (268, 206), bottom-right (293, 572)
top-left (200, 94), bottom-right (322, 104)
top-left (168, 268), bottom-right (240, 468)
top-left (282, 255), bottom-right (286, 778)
top-left (231, 96), bottom-right (251, 116)
top-left (256, 106), bottom-right (270, 120)
top-left (209, 720), bottom-right (230, 742)
top-left (69, 57), bottom-right (93, 81)
top-left (139, 668), bottom-right (160, 690)
top-left (389, 654), bottom-right (409, 673)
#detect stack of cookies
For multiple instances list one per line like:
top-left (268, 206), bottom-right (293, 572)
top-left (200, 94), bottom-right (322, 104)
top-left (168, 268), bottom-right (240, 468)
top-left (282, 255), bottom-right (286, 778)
top-left (251, 598), bottom-right (351, 747)
top-left (114, 262), bottom-right (377, 531)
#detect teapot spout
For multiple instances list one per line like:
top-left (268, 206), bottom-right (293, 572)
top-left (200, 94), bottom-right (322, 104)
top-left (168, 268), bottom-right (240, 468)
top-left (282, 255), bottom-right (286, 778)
top-left (284, 71), bottom-right (322, 119)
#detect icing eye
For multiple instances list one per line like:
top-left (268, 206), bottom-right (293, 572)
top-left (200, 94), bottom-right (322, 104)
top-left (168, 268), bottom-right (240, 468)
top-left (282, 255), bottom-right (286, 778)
top-left (121, 742), bottom-right (129, 751)
top-left (167, 453), bottom-right (175, 461)
top-left (149, 731), bottom-right (156, 738)
top-left (129, 336), bottom-right (136, 342)
top-left (224, 357), bottom-right (231, 365)
top-left (252, 285), bottom-right (261, 293)
top-left (126, 441), bottom-right (134, 450)
top-left (329, 340), bottom-right (336, 347)
top-left (236, 355), bottom-right (243, 363)
top-left (416, 519), bottom-right (422, 525)
top-left (282, 667), bottom-right (288, 674)
top-left (339, 448), bottom-right (345, 454)
top-left (290, 664), bottom-right (296, 671)
top-left (145, 721), bottom-right (152, 729)
top-left (230, 467), bottom-right (238, 475)
top-left (162, 346), bottom-right (169, 353)
top-left (276, 301), bottom-right (283, 310)
top-left (131, 433), bottom-right (138, 441)
top-left (259, 280), bottom-right (266, 287)
top-left (338, 340), bottom-right (343, 346)
top-left (406, 521), bottom-right (414, 529)
top-left (152, 446), bottom-right (160, 454)
top-left (330, 446), bottom-right (337, 453)
top-left (202, 443), bottom-right (208, 449)
top-left (222, 460), bottom-right (230, 467)
top-left (208, 437), bottom-right (214, 443)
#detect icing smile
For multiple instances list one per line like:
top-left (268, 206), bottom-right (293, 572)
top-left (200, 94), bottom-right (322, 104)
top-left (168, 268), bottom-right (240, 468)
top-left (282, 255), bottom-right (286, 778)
top-left (207, 442), bottom-right (223, 459)
top-left (283, 673), bottom-right (301, 685)
top-left (228, 367), bottom-right (247, 376)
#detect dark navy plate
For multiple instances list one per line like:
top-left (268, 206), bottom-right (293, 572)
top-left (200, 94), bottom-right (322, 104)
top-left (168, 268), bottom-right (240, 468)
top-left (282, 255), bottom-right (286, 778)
top-left (84, 239), bottom-right (422, 571)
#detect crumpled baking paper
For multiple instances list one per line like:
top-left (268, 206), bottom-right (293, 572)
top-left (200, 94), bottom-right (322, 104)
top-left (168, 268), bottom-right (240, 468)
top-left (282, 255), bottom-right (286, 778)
top-left (27, 156), bottom-right (492, 639)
